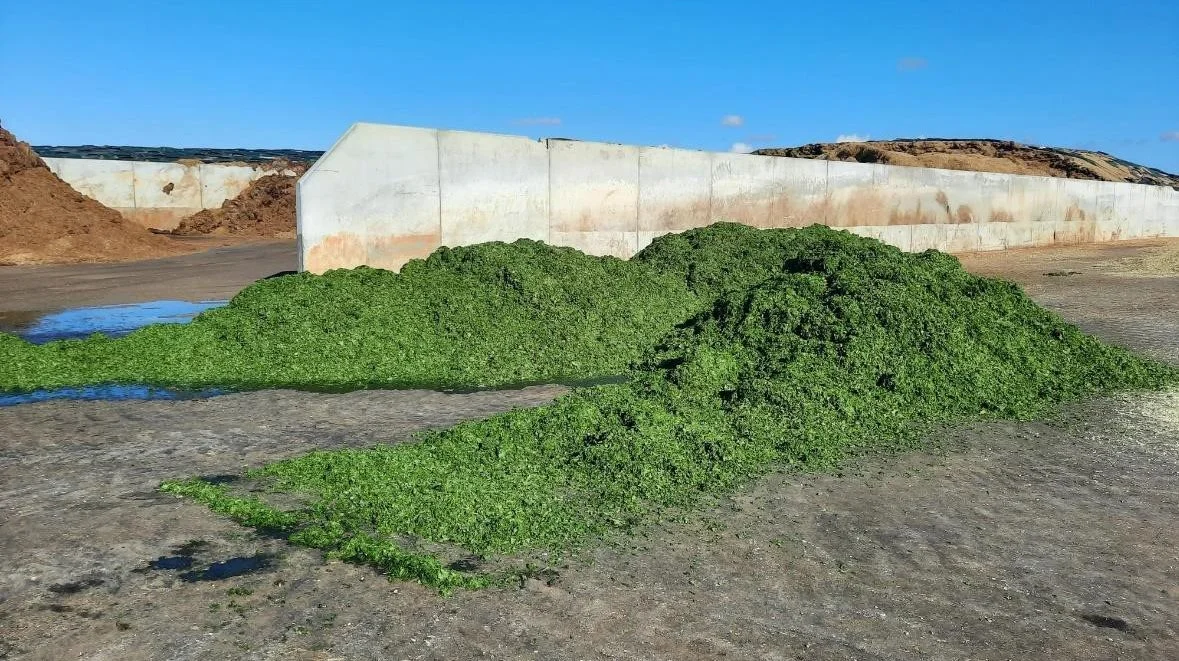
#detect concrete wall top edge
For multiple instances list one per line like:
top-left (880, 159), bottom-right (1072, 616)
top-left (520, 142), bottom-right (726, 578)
top-left (351, 121), bottom-right (542, 144)
top-left (44, 156), bottom-right (285, 173)
top-left (302, 123), bottom-right (362, 178)
top-left (313, 124), bottom-right (1179, 199)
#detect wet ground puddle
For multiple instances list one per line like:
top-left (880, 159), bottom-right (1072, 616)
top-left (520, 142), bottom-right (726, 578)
top-left (0, 300), bottom-right (630, 406)
top-left (0, 300), bottom-right (227, 406)
top-left (6, 299), bottom-right (226, 344)
top-left (145, 554), bottom-right (276, 582)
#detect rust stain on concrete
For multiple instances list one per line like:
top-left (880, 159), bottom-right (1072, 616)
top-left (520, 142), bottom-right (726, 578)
top-left (956, 205), bottom-right (975, 224)
top-left (650, 199), bottom-right (711, 231)
top-left (830, 190), bottom-right (891, 227)
top-left (305, 233), bottom-right (367, 274)
top-left (1063, 205), bottom-right (1090, 223)
top-left (887, 202), bottom-right (938, 226)
top-left (120, 207), bottom-right (199, 231)
top-left (990, 209), bottom-right (1014, 222)
top-left (935, 191), bottom-right (953, 221)
top-left (712, 195), bottom-right (774, 227)
top-left (171, 167), bottom-right (202, 202)
top-left (768, 195), bottom-right (826, 228)
top-left (365, 232), bottom-right (441, 271)
top-left (1053, 221), bottom-right (1097, 245)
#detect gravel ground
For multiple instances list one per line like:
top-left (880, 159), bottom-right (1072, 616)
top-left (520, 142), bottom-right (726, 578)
top-left (1, 240), bottom-right (1177, 660)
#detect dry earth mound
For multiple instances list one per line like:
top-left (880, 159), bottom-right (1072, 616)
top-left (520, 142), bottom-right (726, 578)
top-left (173, 170), bottom-right (302, 238)
top-left (0, 124), bottom-right (195, 265)
top-left (753, 140), bottom-right (1179, 188)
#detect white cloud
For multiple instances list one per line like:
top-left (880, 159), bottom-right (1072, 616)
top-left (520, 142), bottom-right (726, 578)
top-left (897, 57), bottom-right (928, 71)
top-left (729, 142), bottom-right (752, 153)
top-left (512, 117), bottom-right (562, 126)
top-left (835, 134), bottom-right (869, 143)
top-left (721, 115), bottom-right (745, 127)
top-left (1161, 131), bottom-right (1179, 142)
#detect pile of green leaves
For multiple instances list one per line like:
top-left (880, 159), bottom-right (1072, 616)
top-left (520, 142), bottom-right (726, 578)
top-left (0, 239), bottom-right (701, 393)
top-left (159, 224), bottom-right (1176, 592)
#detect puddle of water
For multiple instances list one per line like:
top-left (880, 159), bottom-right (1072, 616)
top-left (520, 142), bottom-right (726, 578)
top-left (149, 556), bottom-right (195, 571)
top-left (0, 374), bottom-right (630, 408)
top-left (0, 300), bottom-right (231, 406)
top-left (180, 555), bottom-right (274, 582)
top-left (0, 384), bottom-right (227, 407)
top-left (9, 299), bottom-right (226, 344)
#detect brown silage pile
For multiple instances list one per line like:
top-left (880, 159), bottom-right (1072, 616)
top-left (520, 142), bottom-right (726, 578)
top-left (754, 139), bottom-right (1179, 187)
top-left (0, 124), bottom-right (196, 265)
top-left (172, 169), bottom-right (302, 238)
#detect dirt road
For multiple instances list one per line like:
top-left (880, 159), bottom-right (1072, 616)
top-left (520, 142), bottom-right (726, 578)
top-left (1, 240), bottom-right (1177, 660)
top-left (0, 240), bottom-right (294, 330)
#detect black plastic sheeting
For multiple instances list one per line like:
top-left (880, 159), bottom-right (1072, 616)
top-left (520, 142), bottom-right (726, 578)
top-left (31, 145), bottom-right (323, 164)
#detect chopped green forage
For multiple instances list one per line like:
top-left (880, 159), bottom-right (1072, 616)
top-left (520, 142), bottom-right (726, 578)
top-left (116, 224), bottom-right (1179, 591)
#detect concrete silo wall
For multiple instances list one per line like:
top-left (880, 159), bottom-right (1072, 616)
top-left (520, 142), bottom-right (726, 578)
top-left (297, 123), bottom-right (1179, 273)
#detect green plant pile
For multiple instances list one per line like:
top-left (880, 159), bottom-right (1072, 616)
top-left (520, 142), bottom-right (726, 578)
top-left (158, 223), bottom-right (1175, 592)
top-left (0, 240), bottom-right (701, 393)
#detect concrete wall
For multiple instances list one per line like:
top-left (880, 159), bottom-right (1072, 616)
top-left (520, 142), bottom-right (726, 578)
top-left (43, 157), bottom-right (295, 231)
top-left (297, 123), bottom-right (1179, 273)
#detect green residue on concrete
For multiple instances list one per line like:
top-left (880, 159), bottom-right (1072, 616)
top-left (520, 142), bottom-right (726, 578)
top-left (136, 224), bottom-right (1175, 592)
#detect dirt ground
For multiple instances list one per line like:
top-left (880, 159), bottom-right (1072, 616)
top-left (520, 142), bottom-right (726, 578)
top-left (0, 240), bottom-right (295, 332)
top-left (1, 240), bottom-right (1178, 660)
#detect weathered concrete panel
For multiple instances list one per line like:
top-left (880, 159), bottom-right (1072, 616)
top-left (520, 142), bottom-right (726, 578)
top-left (46, 157), bottom-right (280, 230)
top-left (1141, 186), bottom-right (1174, 238)
top-left (1160, 188), bottom-right (1179, 237)
top-left (825, 162), bottom-right (1006, 229)
top-left (771, 157), bottom-right (828, 227)
top-left (977, 221), bottom-right (1010, 250)
top-left (1056, 178), bottom-right (1103, 228)
top-left (43, 158), bottom-right (136, 208)
top-left (296, 123), bottom-right (1179, 271)
top-left (710, 153), bottom-right (777, 227)
top-left (548, 230), bottom-right (638, 258)
top-left (825, 161), bottom-right (889, 227)
top-left (438, 130), bottom-right (549, 247)
top-left (1111, 183), bottom-right (1147, 237)
top-left (200, 163), bottom-right (264, 209)
top-left (877, 166), bottom-right (1012, 228)
top-left (548, 140), bottom-right (639, 234)
top-left (638, 147), bottom-right (712, 231)
top-left (635, 229), bottom-right (679, 252)
top-left (1001, 221), bottom-right (1036, 249)
top-left (1093, 181), bottom-right (1119, 224)
top-left (1094, 219), bottom-right (1126, 243)
top-left (132, 162), bottom-right (202, 209)
top-left (873, 165), bottom-right (937, 228)
top-left (125, 161), bottom-right (203, 230)
top-left (844, 225), bottom-right (913, 252)
top-left (909, 224), bottom-right (939, 252)
top-left (910, 223), bottom-right (981, 253)
top-left (1050, 218), bottom-right (1098, 245)
top-left (1008, 175), bottom-right (1066, 224)
top-left (938, 168), bottom-right (1013, 225)
top-left (940, 222), bottom-right (983, 252)
top-left (298, 123), bottom-right (440, 273)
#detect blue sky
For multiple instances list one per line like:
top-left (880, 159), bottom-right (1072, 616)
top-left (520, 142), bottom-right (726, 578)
top-left (2, 0), bottom-right (1176, 172)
